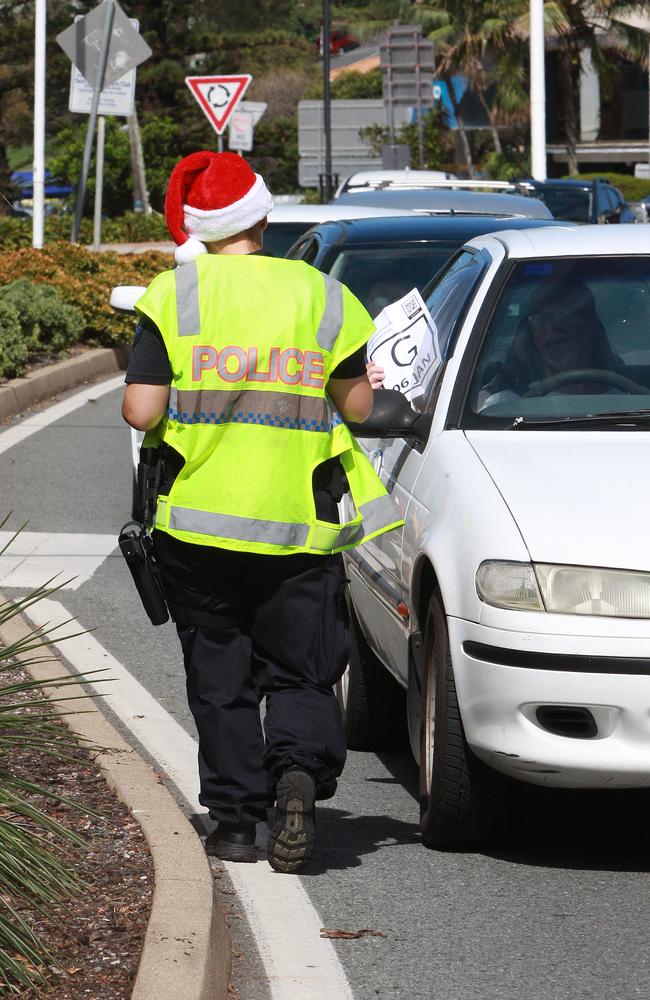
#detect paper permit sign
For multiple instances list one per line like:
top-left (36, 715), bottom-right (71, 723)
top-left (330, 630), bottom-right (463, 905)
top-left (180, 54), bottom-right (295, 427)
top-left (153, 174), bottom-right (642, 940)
top-left (366, 288), bottom-right (440, 403)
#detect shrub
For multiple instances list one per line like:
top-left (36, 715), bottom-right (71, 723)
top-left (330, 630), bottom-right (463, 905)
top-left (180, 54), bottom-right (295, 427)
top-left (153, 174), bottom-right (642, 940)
top-left (0, 281), bottom-right (83, 354)
top-left (0, 520), bottom-right (98, 991)
top-left (0, 213), bottom-right (170, 252)
top-left (0, 243), bottom-right (169, 348)
top-left (0, 302), bottom-right (28, 379)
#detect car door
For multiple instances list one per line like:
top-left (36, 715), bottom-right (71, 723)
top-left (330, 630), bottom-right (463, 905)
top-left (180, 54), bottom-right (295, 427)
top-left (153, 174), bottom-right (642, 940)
top-left (345, 249), bottom-right (490, 683)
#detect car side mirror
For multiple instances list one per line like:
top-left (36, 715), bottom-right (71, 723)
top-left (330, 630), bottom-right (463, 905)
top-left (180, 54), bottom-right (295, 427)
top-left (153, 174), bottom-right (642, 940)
top-left (347, 389), bottom-right (433, 446)
top-left (110, 285), bottom-right (146, 313)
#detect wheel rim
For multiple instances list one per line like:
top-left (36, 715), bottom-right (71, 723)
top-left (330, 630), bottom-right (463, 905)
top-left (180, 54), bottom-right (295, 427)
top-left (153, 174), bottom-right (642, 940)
top-left (339, 662), bottom-right (350, 710)
top-left (422, 661), bottom-right (435, 798)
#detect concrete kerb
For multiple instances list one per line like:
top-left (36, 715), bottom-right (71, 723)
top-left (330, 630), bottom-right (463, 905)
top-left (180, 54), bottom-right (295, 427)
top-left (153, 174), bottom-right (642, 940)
top-left (0, 347), bottom-right (130, 422)
top-left (0, 348), bottom-right (231, 997)
top-left (0, 603), bottom-right (230, 1000)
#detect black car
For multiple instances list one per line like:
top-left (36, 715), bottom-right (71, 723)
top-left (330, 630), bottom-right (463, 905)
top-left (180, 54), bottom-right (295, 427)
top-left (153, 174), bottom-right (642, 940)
top-left (519, 177), bottom-right (635, 225)
top-left (285, 214), bottom-right (568, 317)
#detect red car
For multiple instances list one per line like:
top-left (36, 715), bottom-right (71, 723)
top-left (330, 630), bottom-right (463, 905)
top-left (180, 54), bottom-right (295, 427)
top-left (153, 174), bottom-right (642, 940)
top-left (313, 29), bottom-right (360, 56)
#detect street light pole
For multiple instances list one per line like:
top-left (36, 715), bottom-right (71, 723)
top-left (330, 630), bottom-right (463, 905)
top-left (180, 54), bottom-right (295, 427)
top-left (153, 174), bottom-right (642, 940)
top-left (530, 0), bottom-right (547, 180)
top-left (33, 0), bottom-right (46, 249)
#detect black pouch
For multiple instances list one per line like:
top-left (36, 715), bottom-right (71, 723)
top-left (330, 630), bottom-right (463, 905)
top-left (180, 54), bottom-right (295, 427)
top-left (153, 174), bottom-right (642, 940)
top-left (118, 521), bottom-right (170, 626)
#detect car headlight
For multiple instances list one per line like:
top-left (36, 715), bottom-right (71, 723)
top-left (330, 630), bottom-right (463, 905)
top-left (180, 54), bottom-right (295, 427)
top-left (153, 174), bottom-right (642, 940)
top-left (476, 561), bottom-right (544, 612)
top-left (476, 561), bottom-right (650, 618)
top-left (535, 563), bottom-right (650, 618)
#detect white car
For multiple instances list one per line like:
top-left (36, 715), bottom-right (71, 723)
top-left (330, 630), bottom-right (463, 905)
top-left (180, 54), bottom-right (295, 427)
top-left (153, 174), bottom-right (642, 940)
top-left (333, 168), bottom-right (457, 197)
top-left (340, 224), bottom-right (650, 850)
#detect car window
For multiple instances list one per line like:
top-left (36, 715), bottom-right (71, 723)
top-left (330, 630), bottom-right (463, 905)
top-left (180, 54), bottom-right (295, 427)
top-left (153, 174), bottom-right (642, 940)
top-left (416, 249), bottom-right (489, 411)
top-left (534, 186), bottom-right (592, 223)
top-left (462, 256), bottom-right (650, 426)
top-left (328, 243), bottom-right (457, 317)
top-left (260, 222), bottom-right (312, 258)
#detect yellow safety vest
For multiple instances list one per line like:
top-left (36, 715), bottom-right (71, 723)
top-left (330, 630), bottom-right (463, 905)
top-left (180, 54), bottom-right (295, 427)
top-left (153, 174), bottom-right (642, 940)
top-left (136, 253), bottom-right (403, 556)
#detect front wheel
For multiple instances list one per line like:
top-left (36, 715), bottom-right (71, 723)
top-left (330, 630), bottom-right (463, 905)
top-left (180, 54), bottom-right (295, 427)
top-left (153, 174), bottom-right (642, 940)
top-left (335, 603), bottom-right (407, 752)
top-left (419, 593), bottom-right (512, 850)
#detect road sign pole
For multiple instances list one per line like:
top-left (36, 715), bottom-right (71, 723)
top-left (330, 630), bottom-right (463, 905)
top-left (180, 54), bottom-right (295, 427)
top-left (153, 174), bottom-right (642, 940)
top-left (92, 116), bottom-right (105, 250)
top-left (33, 0), bottom-right (46, 249)
top-left (71, 0), bottom-right (115, 243)
top-left (322, 0), bottom-right (333, 202)
top-left (414, 30), bottom-right (424, 169)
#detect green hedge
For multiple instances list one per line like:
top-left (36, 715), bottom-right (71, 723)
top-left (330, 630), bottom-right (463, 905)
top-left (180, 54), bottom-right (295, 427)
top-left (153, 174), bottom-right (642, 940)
top-left (0, 212), bottom-right (170, 251)
top-left (0, 243), bottom-right (169, 380)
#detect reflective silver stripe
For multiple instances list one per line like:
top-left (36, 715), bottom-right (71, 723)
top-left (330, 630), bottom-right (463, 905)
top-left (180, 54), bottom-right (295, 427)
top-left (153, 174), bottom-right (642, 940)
top-left (168, 507), bottom-right (310, 547)
top-left (169, 388), bottom-right (331, 432)
top-left (175, 261), bottom-right (201, 336)
top-left (316, 273), bottom-right (344, 352)
top-left (358, 494), bottom-right (402, 536)
top-left (166, 494), bottom-right (399, 550)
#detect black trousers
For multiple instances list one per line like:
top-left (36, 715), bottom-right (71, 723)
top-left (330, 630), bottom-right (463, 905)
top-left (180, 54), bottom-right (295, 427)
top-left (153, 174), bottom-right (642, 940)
top-left (154, 533), bottom-right (350, 826)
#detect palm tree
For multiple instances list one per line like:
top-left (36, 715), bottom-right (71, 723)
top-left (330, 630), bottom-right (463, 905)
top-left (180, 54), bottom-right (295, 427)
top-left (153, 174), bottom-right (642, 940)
top-left (522, 1), bottom-right (650, 176)
top-left (412, 0), bottom-right (529, 176)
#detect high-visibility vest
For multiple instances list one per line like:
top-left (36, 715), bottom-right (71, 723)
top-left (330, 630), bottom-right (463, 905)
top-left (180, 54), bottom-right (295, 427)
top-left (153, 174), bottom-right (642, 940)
top-left (135, 253), bottom-right (403, 556)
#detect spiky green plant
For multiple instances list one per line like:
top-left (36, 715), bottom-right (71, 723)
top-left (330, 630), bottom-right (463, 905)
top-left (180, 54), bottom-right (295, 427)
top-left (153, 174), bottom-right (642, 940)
top-left (0, 516), bottom-right (107, 993)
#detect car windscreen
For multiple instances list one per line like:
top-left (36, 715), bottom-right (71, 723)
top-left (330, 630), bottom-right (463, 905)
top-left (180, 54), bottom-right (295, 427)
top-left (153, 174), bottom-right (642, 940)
top-left (462, 256), bottom-right (650, 427)
top-left (328, 243), bottom-right (458, 317)
top-left (260, 222), bottom-right (312, 258)
top-left (532, 186), bottom-right (592, 222)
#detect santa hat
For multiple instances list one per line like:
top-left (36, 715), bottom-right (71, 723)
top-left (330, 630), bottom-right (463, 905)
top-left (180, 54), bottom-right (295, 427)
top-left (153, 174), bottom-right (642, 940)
top-left (164, 151), bottom-right (274, 265)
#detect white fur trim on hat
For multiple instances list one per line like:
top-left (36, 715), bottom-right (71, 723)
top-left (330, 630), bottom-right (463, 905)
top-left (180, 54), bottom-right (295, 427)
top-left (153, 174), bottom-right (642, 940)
top-left (183, 174), bottom-right (274, 249)
top-left (174, 236), bottom-right (208, 266)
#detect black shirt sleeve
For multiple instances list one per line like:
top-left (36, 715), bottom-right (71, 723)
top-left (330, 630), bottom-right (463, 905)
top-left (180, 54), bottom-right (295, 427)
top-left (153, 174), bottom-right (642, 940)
top-left (329, 346), bottom-right (367, 379)
top-left (124, 316), bottom-right (172, 385)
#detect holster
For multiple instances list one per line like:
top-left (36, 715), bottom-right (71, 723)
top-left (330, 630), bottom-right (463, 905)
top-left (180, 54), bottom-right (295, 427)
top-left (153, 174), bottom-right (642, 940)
top-left (118, 520), bottom-right (170, 627)
top-left (120, 446), bottom-right (170, 627)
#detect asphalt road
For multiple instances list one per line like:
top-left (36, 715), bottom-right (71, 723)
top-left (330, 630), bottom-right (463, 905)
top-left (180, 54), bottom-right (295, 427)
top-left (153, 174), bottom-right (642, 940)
top-left (2, 380), bottom-right (650, 1000)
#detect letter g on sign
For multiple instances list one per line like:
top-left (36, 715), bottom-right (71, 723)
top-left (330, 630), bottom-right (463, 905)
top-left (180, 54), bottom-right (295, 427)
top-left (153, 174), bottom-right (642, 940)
top-left (390, 334), bottom-right (418, 368)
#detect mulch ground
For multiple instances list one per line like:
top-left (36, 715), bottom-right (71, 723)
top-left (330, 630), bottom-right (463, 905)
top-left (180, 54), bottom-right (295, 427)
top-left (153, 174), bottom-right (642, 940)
top-left (2, 664), bottom-right (154, 998)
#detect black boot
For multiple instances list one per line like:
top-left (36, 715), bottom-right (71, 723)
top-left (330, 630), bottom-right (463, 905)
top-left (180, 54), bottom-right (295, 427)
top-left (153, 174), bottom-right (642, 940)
top-left (268, 769), bottom-right (316, 874)
top-left (205, 822), bottom-right (257, 863)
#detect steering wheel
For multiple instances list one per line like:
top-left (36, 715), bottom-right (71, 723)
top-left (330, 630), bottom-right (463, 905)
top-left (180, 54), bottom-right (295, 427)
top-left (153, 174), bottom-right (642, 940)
top-left (524, 368), bottom-right (648, 397)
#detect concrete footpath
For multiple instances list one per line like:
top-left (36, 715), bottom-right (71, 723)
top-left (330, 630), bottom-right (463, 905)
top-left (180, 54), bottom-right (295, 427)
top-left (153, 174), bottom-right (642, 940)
top-left (0, 351), bottom-right (230, 999)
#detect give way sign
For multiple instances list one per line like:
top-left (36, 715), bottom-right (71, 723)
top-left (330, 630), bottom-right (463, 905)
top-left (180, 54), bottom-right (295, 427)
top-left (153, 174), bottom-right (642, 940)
top-left (185, 75), bottom-right (252, 135)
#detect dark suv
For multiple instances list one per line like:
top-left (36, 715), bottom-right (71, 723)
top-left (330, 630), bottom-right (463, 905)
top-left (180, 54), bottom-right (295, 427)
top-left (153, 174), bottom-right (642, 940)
top-left (520, 177), bottom-right (635, 224)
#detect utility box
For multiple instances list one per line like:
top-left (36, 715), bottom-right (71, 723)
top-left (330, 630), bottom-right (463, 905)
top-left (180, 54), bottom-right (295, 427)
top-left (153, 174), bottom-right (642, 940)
top-left (298, 99), bottom-right (410, 188)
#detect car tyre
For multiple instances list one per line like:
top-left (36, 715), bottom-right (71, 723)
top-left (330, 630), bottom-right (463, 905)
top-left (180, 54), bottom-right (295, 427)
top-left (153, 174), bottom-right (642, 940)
top-left (419, 592), bottom-right (512, 850)
top-left (336, 603), bottom-right (407, 752)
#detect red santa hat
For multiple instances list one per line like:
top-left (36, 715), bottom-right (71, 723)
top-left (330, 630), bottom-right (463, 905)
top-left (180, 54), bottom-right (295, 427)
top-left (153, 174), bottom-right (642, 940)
top-left (164, 151), bottom-right (274, 265)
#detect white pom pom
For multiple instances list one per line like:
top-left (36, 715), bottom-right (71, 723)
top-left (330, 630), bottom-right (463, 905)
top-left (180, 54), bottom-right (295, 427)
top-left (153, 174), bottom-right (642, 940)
top-left (175, 236), bottom-right (208, 266)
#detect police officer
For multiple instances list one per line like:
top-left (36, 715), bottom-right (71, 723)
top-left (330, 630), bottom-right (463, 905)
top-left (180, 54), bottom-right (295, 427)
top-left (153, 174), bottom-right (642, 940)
top-left (122, 151), bottom-right (402, 872)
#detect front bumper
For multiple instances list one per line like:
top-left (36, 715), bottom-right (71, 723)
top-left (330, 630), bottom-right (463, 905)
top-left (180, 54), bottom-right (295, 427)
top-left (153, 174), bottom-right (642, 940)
top-left (448, 617), bottom-right (650, 788)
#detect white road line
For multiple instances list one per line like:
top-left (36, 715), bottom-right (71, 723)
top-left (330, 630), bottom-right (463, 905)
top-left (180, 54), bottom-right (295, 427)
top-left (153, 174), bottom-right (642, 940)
top-left (0, 374), bottom-right (125, 457)
top-left (24, 599), bottom-right (355, 1000)
top-left (0, 533), bottom-right (117, 590)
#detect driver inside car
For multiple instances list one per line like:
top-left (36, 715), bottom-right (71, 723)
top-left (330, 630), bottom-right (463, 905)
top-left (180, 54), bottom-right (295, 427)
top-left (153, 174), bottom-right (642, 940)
top-left (477, 277), bottom-right (624, 409)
